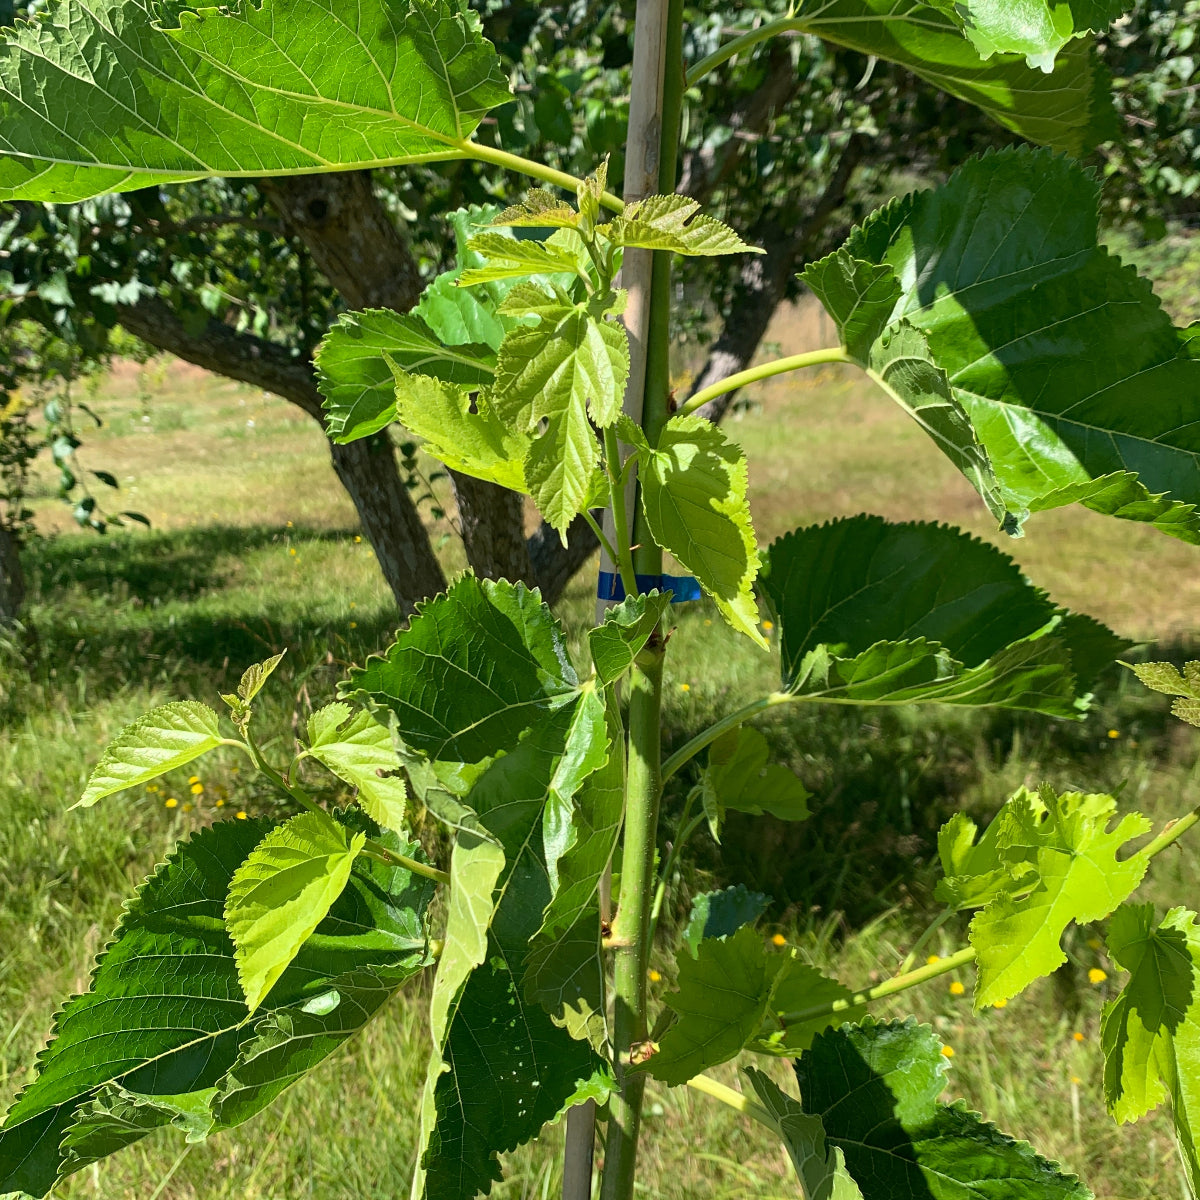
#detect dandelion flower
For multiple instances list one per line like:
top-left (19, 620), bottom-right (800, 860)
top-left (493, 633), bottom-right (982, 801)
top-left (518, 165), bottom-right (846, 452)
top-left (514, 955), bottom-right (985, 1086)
top-left (289, 548), bottom-right (298, 557)
top-left (647, 969), bottom-right (661, 983)
top-left (1107, 729), bottom-right (1120, 739)
top-left (1072, 1031), bottom-right (1085, 1043)
top-left (190, 782), bottom-right (203, 795)
top-left (940, 1045), bottom-right (955, 1059)
top-left (1071, 1074), bottom-right (1083, 1085)
top-left (949, 981), bottom-right (966, 996)
top-left (349, 621), bottom-right (358, 629)
top-left (216, 799), bottom-right (225, 808)
top-left (926, 954), bottom-right (941, 965)
top-left (1088, 968), bottom-right (1108, 985)
top-left (680, 683), bottom-right (690, 692)
top-left (236, 811), bottom-right (248, 820)
top-left (992, 998), bottom-right (1008, 1009)
top-left (354, 535), bottom-right (362, 544)
top-left (771, 933), bottom-right (787, 948)
top-left (762, 620), bottom-right (775, 631)
top-left (188, 775), bottom-right (200, 785)
top-left (164, 798), bottom-right (178, 809)
top-left (286, 520), bottom-right (293, 528)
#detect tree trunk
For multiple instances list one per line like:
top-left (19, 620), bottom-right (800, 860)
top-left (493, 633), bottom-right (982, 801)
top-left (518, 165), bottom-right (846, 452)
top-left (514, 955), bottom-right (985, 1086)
top-left (0, 526), bottom-right (25, 626)
top-left (451, 475), bottom-right (536, 583)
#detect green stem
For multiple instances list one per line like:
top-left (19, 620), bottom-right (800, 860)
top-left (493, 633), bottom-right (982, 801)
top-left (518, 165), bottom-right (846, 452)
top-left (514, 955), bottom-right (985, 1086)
top-left (1136, 806), bottom-right (1200, 862)
top-left (661, 692), bottom-right (792, 783)
top-left (600, 644), bottom-right (666, 1200)
top-left (603, 426), bottom-right (639, 598)
top-left (649, 805), bottom-right (705, 943)
top-left (899, 907), bottom-right (956, 975)
top-left (685, 1074), bottom-right (773, 1129)
top-left (778, 945), bottom-right (977, 1026)
top-left (685, 15), bottom-right (803, 86)
top-left (675, 346), bottom-right (851, 418)
top-left (452, 140), bottom-right (624, 212)
top-left (360, 841), bottom-right (450, 886)
top-left (582, 506), bottom-right (622, 574)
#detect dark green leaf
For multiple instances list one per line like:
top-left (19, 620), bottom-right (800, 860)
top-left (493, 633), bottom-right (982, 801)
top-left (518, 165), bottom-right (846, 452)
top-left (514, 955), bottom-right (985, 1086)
top-left (682, 885), bottom-right (770, 956)
top-left (700, 726), bottom-right (809, 841)
top-left (587, 591), bottom-right (671, 685)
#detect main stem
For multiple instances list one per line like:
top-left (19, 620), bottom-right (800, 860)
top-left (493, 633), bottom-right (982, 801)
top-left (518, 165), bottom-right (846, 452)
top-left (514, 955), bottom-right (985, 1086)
top-left (600, 643), bottom-right (665, 1200)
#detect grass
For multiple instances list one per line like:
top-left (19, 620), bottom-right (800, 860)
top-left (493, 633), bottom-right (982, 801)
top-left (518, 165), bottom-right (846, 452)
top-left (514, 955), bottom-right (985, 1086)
top-left (3, 335), bottom-right (1200, 1198)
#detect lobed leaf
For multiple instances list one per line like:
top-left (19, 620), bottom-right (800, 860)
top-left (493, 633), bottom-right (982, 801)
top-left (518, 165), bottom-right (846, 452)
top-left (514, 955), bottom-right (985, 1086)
top-left (306, 703), bottom-right (408, 831)
top-left (237, 651), bottom-right (286, 706)
top-left (796, 1019), bottom-right (1092, 1198)
top-left (761, 516), bottom-right (1129, 716)
top-left (700, 726), bottom-right (810, 841)
top-left (682, 886), bottom-right (770, 957)
top-left (459, 232), bottom-right (584, 285)
top-left (607, 195), bottom-right (762, 257)
top-left (225, 810), bottom-right (366, 1013)
top-left (75, 700), bottom-right (221, 808)
top-left (0, 0), bottom-right (512, 202)
top-left (586, 591), bottom-right (671, 685)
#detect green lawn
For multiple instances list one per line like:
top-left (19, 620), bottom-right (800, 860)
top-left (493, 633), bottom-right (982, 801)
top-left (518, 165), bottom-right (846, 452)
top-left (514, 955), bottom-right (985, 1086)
top-left (3, 329), bottom-right (1199, 1198)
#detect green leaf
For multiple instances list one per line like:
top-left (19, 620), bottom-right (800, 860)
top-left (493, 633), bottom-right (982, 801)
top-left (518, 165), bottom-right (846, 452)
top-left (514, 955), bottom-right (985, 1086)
top-left (761, 516), bottom-right (1129, 716)
top-left (237, 651), bottom-right (286, 706)
top-left (842, 147), bottom-right (1200, 543)
top-left (682, 885), bottom-right (769, 957)
top-left (742, 1068), bottom-right (865, 1200)
top-left (75, 700), bottom-right (222, 808)
top-left (1129, 661), bottom-right (1200, 728)
top-left (797, 1019), bottom-right (1091, 1198)
top-left (0, 0), bottom-right (512, 202)
top-left (306, 703), bottom-right (408, 831)
top-left (700, 726), bottom-right (810, 841)
top-left (347, 575), bottom-right (581, 763)
top-left (1102, 904), bottom-right (1200, 1190)
top-left (607, 195), bottom-right (762, 257)
top-left (459, 231), bottom-right (584, 285)
top-left (923, 0), bottom-right (1129, 70)
top-left (935, 809), bottom-right (1037, 911)
top-left (523, 396), bottom-right (602, 534)
top-left (491, 189), bottom-right (580, 230)
top-left (754, 964), bottom-right (864, 1057)
top-left (225, 810), bottom-right (366, 1013)
top-left (587, 591), bottom-right (671, 685)
top-left (803, 252), bottom-right (1008, 528)
top-left (969, 786), bottom-right (1151, 1007)
top-left (796, 0), bottom-right (1114, 155)
top-left (629, 414), bottom-right (766, 647)
top-left (391, 372), bottom-right (529, 493)
top-left (0, 818), bottom-right (431, 1197)
top-left (317, 309), bottom-right (495, 445)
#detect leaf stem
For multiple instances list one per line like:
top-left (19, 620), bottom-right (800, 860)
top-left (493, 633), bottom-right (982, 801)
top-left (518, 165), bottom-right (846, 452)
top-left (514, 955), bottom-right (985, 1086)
top-left (360, 841), bottom-right (451, 886)
top-left (452, 141), bottom-right (624, 212)
top-left (582, 506), bottom-right (623, 576)
top-left (685, 1073), bottom-right (774, 1128)
top-left (648, 801), bottom-right (705, 943)
top-left (778, 945), bottom-right (977, 1026)
top-left (661, 692), bottom-right (793, 783)
top-left (1136, 807), bottom-right (1200, 862)
top-left (898, 907), bottom-right (956, 975)
top-left (603, 426), bottom-right (639, 598)
top-left (675, 346), bottom-right (851, 418)
top-left (685, 15), bottom-right (804, 86)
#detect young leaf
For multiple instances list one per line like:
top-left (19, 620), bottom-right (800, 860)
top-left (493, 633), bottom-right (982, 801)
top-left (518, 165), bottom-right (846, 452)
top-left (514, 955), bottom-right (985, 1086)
top-left (491, 189), bottom-right (580, 230)
top-left (969, 787), bottom-right (1151, 1007)
top-left (935, 809), bottom-right (1037, 911)
top-left (306, 703), bottom-right (408, 831)
top-left (225, 810), bottom-right (366, 1013)
top-left (390, 372), bottom-right (529, 493)
top-left (523, 391), bottom-right (603, 535)
top-left (1129, 661), bottom-right (1200, 728)
top-left (237, 650), bottom-right (286, 706)
top-left (841, 147), bottom-right (1200, 544)
top-left (796, 0), bottom-right (1114, 155)
top-left (0, 0), bottom-right (512, 202)
top-left (607, 195), bottom-right (762, 257)
top-left (796, 1019), bottom-right (1091, 1198)
top-left (682, 886), bottom-right (770, 957)
top-left (458, 231), bottom-right (584, 285)
top-left (587, 590), bottom-right (672, 685)
top-left (75, 700), bottom-right (222, 808)
top-left (317, 309), bottom-right (495, 445)
top-left (1101, 903), bottom-right (1200, 1189)
top-left (761, 516), bottom-right (1129, 716)
top-left (629, 414), bottom-right (766, 647)
top-left (0, 819), bottom-right (432, 1198)
top-left (700, 726), bottom-right (810, 841)
top-left (742, 1068), bottom-right (865, 1200)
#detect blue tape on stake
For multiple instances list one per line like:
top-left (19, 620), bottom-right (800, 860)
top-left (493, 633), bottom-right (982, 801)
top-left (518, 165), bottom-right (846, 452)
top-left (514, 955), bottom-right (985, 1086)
top-left (596, 572), bottom-right (702, 603)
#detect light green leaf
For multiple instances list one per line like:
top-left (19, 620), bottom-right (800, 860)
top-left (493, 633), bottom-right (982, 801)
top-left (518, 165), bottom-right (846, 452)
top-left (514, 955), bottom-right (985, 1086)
top-left (804, 251), bottom-right (1008, 528)
top-left (607, 195), bottom-right (762, 257)
top-left (237, 651), bottom-right (286, 705)
top-left (742, 1068), bottom-right (865, 1200)
top-left (587, 591), bottom-right (671, 685)
top-left (842, 147), bottom-right (1200, 543)
top-left (225, 810), bottom-right (366, 1013)
top-left (922, 0), bottom-right (1129, 70)
top-left (306, 704), bottom-right (408, 831)
top-left (0, 0), bottom-right (511, 202)
top-left (761, 516), bottom-right (1129, 716)
top-left (632, 414), bottom-right (765, 648)
top-left (1102, 903), bottom-right (1200, 1190)
top-left (523, 391), bottom-right (602, 535)
top-left (391, 371), bottom-right (529, 493)
top-left (75, 701), bottom-right (222, 809)
top-left (796, 1019), bottom-right (1091, 1198)
top-left (970, 786), bottom-right (1151, 1007)
top-left (934, 809), bottom-right (1037, 911)
top-left (0, 818), bottom-right (432, 1198)
top-left (700, 726), bottom-right (809, 841)
top-left (754, 964), bottom-right (864, 1057)
top-left (682, 886), bottom-right (770, 957)
top-left (317, 309), bottom-right (495, 445)
top-left (1129, 661), bottom-right (1200, 728)
top-left (459, 232), bottom-right (584, 285)
top-left (796, 0), bottom-right (1114, 155)
top-left (491, 189), bottom-right (580, 230)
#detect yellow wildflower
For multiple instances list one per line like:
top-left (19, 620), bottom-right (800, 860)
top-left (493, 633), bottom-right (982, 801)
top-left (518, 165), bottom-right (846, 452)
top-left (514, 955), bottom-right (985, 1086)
top-left (236, 811), bottom-right (248, 820)
top-left (1087, 937), bottom-right (1102, 951)
top-left (1072, 1031), bottom-right (1085, 1043)
top-left (188, 775), bottom-right (200, 784)
top-left (1107, 729), bottom-right (1120, 740)
top-left (940, 1045), bottom-right (955, 1059)
top-left (354, 535), bottom-right (362, 544)
top-left (648, 969), bottom-right (661, 983)
top-left (286, 520), bottom-right (293, 528)
top-left (190, 782), bottom-right (203, 795)
top-left (949, 981), bottom-right (965, 996)
top-left (771, 933), bottom-right (787, 947)
top-left (680, 683), bottom-right (690, 692)
top-left (1088, 968), bottom-right (1108, 985)
top-left (182, 802), bottom-right (193, 813)
top-left (1071, 1074), bottom-right (1083, 1085)
top-left (350, 621), bottom-right (358, 629)
top-left (216, 799), bottom-right (225, 808)
top-left (926, 954), bottom-right (941, 965)
top-left (289, 548), bottom-right (297, 557)
top-left (762, 620), bottom-right (775, 631)
top-left (164, 798), bottom-right (178, 809)
top-left (992, 998), bottom-right (1008, 1009)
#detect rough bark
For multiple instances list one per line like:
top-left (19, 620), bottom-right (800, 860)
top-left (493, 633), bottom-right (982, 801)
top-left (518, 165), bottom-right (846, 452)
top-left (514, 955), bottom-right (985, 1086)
top-left (116, 294), bottom-right (446, 613)
top-left (528, 514), bottom-right (599, 605)
top-left (0, 526), bottom-right (24, 626)
top-left (261, 171), bottom-right (538, 585)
